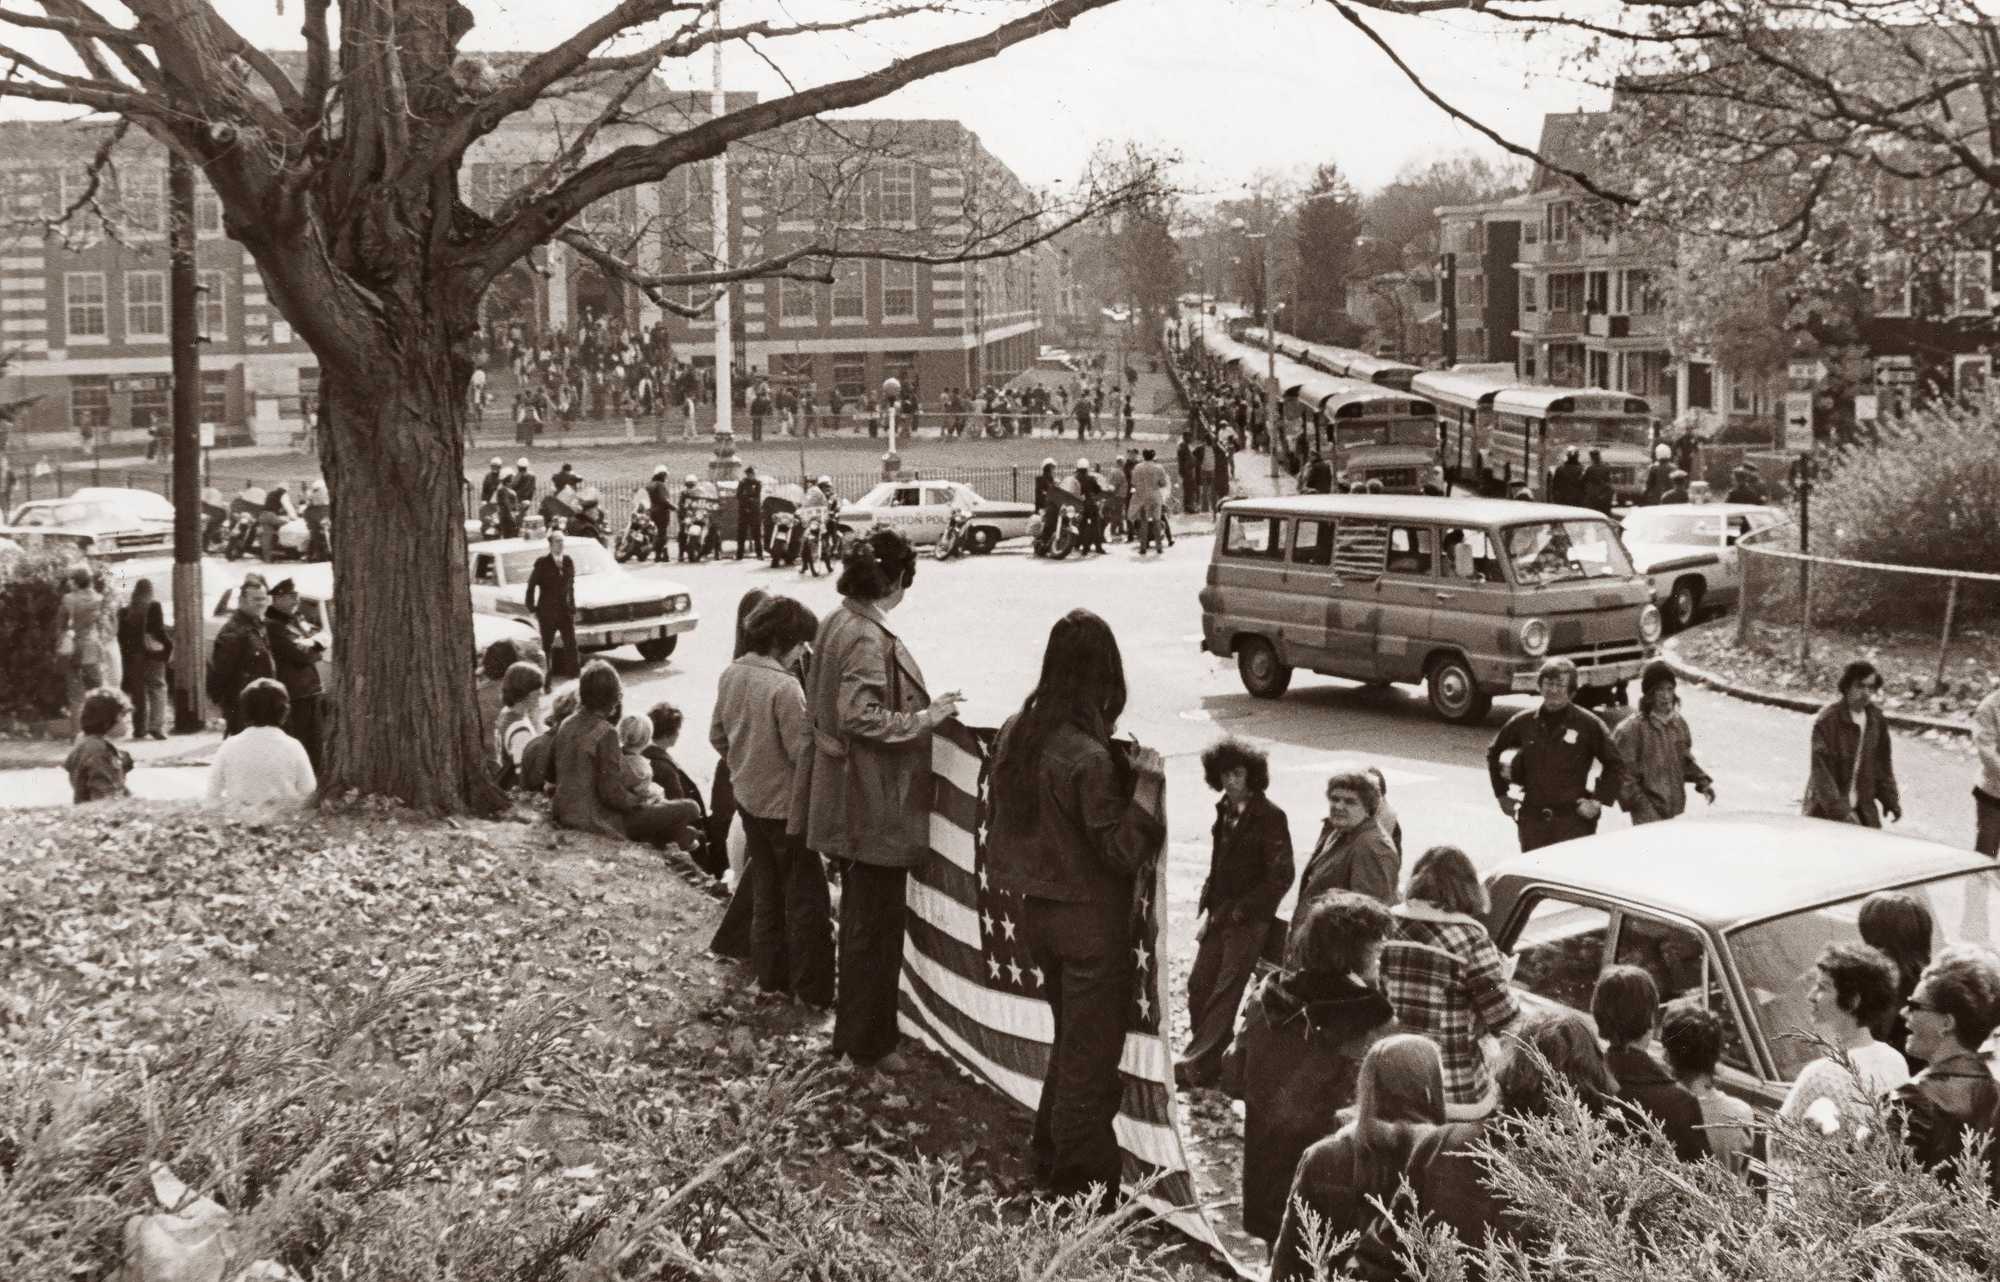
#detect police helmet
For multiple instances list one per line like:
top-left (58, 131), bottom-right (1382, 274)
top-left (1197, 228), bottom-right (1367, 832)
top-left (1042, 458), bottom-right (1056, 469)
top-left (1654, 443), bottom-right (1671, 461)
top-left (818, 475), bottom-right (833, 486)
top-left (489, 456), bottom-right (503, 467)
top-left (1076, 457), bottom-right (1090, 470)
top-left (684, 474), bottom-right (699, 484)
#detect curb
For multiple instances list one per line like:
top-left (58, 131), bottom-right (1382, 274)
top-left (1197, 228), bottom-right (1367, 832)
top-left (0, 736), bottom-right (222, 771)
top-left (1662, 627), bottom-right (1973, 738)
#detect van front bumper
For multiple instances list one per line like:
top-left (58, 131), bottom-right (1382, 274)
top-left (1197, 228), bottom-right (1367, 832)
top-left (1509, 655), bottom-right (1649, 692)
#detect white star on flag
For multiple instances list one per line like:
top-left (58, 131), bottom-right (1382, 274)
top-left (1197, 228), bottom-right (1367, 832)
top-left (987, 956), bottom-right (1002, 979)
top-left (1030, 965), bottom-right (1045, 987)
top-left (1137, 993), bottom-right (1152, 1022)
top-left (1007, 958), bottom-right (1023, 986)
top-left (1133, 942), bottom-right (1151, 972)
top-left (1000, 914), bottom-right (1016, 940)
top-left (981, 908), bottom-right (995, 935)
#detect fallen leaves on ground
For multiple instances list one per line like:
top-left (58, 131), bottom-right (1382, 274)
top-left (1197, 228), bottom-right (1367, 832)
top-left (1680, 621), bottom-right (1997, 727)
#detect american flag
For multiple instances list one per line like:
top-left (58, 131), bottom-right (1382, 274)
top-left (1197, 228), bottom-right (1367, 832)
top-left (899, 719), bottom-right (1234, 1260)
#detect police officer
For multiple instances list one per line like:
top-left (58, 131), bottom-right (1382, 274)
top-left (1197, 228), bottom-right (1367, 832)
top-left (1486, 656), bottom-right (1623, 851)
top-left (1550, 446), bottom-right (1587, 507)
top-left (676, 474), bottom-right (702, 561)
top-left (1582, 448), bottom-right (1615, 516)
top-left (1643, 442), bottom-right (1674, 505)
top-left (736, 464), bottom-right (764, 559)
top-left (480, 457), bottom-right (505, 504)
top-left (645, 465), bottom-right (676, 561)
top-left (266, 577), bottom-right (328, 776)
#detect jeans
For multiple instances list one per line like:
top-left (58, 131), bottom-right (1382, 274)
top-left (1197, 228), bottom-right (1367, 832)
top-left (126, 655), bottom-right (169, 737)
top-left (286, 692), bottom-right (325, 779)
top-left (1024, 895), bottom-right (1132, 1211)
top-left (832, 861), bottom-right (908, 1064)
top-left (1179, 910), bottom-right (1265, 1082)
top-left (537, 616), bottom-right (577, 689)
top-left (743, 813), bottom-right (834, 1005)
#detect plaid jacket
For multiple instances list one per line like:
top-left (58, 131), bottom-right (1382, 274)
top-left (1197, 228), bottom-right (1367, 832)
top-left (1380, 902), bottom-right (1520, 1108)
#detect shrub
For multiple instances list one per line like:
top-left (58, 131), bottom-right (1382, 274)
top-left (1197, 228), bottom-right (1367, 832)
top-left (1746, 402), bottom-right (2000, 628)
top-left (0, 546), bottom-right (91, 723)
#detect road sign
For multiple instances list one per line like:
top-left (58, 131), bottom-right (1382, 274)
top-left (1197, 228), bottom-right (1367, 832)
top-left (198, 423), bottom-right (216, 449)
top-left (1788, 358), bottom-right (1827, 383)
top-left (1783, 392), bottom-right (1814, 451)
top-left (1854, 394), bottom-right (1879, 423)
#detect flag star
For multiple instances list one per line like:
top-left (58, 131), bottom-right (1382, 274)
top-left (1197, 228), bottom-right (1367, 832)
top-left (1029, 965), bottom-right (1045, 988)
top-left (978, 866), bottom-right (989, 891)
top-left (1137, 994), bottom-right (1152, 1021)
top-left (981, 908), bottom-right (995, 936)
top-left (1007, 958), bottom-right (1023, 986)
top-left (1137, 892), bottom-right (1149, 916)
top-left (987, 955), bottom-right (1003, 979)
top-left (1000, 914), bottom-right (1016, 941)
top-left (1133, 942), bottom-right (1150, 972)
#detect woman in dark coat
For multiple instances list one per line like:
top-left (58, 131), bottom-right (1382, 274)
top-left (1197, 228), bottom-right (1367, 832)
top-left (1176, 737), bottom-right (1294, 1090)
top-left (1859, 890), bottom-right (1933, 1069)
top-left (987, 608), bottom-right (1165, 1211)
top-left (1235, 891), bottom-right (1396, 1243)
top-left (1890, 945), bottom-right (2000, 1193)
top-left (1270, 1035), bottom-right (1446, 1282)
top-left (1291, 771), bottom-right (1401, 951)
top-left (116, 577), bottom-right (172, 740)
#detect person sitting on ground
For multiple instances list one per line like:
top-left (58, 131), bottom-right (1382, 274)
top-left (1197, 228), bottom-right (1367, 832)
top-left (618, 713), bottom-right (669, 808)
top-left (1233, 891), bottom-right (1396, 1244)
top-left (521, 685), bottom-right (576, 795)
top-left (65, 686), bottom-right (133, 804)
top-left (1660, 1005), bottom-right (1754, 1179)
top-left (207, 677), bottom-right (317, 805)
top-left (494, 661), bottom-right (544, 790)
top-left (642, 701), bottom-right (709, 858)
top-left (1269, 1035), bottom-right (1448, 1282)
top-left (550, 659), bottom-right (699, 846)
top-left (1592, 964), bottom-right (1709, 1162)
top-left (1887, 944), bottom-right (2000, 1192)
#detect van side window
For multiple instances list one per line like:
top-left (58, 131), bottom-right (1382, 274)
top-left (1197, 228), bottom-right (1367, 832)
top-left (1332, 519), bottom-right (1388, 578)
top-left (1440, 527), bottom-right (1501, 583)
top-left (1385, 525), bottom-right (1435, 576)
top-left (1222, 515), bottom-right (1285, 560)
top-left (1292, 519), bottom-right (1333, 567)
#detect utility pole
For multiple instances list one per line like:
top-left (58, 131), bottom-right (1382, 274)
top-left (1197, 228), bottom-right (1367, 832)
top-left (168, 150), bottom-right (205, 732)
top-left (709, 8), bottom-right (733, 438)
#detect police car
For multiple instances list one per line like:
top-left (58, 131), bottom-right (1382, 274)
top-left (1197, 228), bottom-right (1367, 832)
top-left (836, 479), bottom-right (1036, 554)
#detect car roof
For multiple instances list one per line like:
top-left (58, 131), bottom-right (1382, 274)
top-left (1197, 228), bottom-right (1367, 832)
top-left (1486, 814), bottom-right (1995, 931)
top-left (1221, 494), bottom-right (1606, 525)
top-left (469, 537), bottom-right (559, 553)
top-left (1625, 503), bottom-right (1785, 519)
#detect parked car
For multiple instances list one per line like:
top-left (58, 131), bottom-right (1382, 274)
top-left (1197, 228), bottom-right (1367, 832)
top-left (1484, 814), bottom-right (2000, 1111)
top-left (837, 479), bottom-right (1035, 553)
top-left (1200, 494), bottom-right (1660, 721)
top-left (1, 487), bottom-right (174, 560)
top-left (204, 564), bottom-right (535, 682)
top-left (1618, 502), bottom-right (1789, 631)
top-left (468, 536), bottom-right (696, 661)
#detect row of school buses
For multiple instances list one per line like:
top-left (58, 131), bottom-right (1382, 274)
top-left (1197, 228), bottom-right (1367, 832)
top-left (1192, 320), bottom-right (1657, 506)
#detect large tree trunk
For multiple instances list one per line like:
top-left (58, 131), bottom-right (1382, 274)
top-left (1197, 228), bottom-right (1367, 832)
top-left (321, 331), bottom-right (503, 815)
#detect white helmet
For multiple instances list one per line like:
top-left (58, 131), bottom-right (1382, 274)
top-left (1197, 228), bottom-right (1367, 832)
top-left (488, 456), bottom-right (503, 467)
top-left (653, 465), bottom-right (669, 477)
top-left (516, 457), bottom-right (530, 469)
top-left (1654, 443), bottom-right (1671, 461)
top-left (684, 474), bottom-right (699, 485)
top-left (1042, 458), bottom-right (1057, 469)
top-left (817, 475), bottom-right (833, 487)
top-left (1076, 457), bottom-right (1090, 470)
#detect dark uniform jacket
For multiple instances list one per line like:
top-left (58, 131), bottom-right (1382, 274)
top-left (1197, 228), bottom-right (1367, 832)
top-left (207, 609), bottom-right (276, 711)
top-left (1549, 459), bottom-right (1587, 506)
top-left (1200, 794), bottom-right (1295, 922)
top-left (1486, 703), bottom-right (1621, 808)
top-left (524, 554), bottom-right (576, 624)
top-left (736, 473), bottom-right (763, 514)
top-left (1603, 1044), bottom-right (1709, 1162)
top-left (265, 604), bottom-right (324, 700)
top-left (1582, 461), bottom-right (1615, 513)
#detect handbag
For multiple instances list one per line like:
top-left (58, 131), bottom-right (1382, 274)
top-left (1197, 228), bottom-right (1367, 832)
top-left (57, 628), bottom-right (75, 658)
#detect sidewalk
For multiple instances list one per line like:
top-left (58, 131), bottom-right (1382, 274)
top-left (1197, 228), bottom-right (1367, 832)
top-left (1230, 449), bottom-right (1297, 501)
top-left (0, 726), bottom-right (222, 771)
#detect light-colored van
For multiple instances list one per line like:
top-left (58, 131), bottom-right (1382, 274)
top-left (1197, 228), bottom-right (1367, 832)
top-left (1199, 494), bottom-right (1661, 722)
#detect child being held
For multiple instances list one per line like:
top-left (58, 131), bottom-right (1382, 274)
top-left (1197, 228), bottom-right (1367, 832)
top-left (64, 686), bottom-right (133, 803)
top-left (617, 712), bottom-right (667, 808)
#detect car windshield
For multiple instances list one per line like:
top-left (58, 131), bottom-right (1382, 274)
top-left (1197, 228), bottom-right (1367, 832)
top-left (1504, 519), bottom-right (1634, 584)
top-left (1730, 867), bottom-right (2000, 1081)
top-left (1550, 416), bottom-right (1651, 449)
top-left (1622, 512), bottom-right (1724, 545)
top-left (498, 540), bottom-right (614, 583)
top-left (855, 484), bottom-right (897, 508)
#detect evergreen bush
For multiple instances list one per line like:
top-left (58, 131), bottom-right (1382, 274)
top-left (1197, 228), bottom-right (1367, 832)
top-left (0, 546), bottom-right (89, 724)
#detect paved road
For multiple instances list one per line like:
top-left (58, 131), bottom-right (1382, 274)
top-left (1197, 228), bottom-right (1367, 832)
top-left (10, 531), bottom-right (1984, 894)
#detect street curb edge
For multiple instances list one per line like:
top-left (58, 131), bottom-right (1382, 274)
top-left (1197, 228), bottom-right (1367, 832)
top-left (1663, 627), bottom-right (1973, 739)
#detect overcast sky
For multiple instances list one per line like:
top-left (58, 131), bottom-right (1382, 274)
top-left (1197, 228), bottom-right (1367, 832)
top-left (8, 1), bottom-right (1612, 194)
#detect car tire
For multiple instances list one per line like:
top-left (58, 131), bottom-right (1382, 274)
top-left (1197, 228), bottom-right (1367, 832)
top-left (636, 635), bottom-right (679, 662)
top-left (1666, 578), bottom-right (1703, 631)
top-left (1426, 655), bottom-right (1491, 724)
top-left (967, 526), bottom-right (999, 555)
top-left (1237, 638), bottom-right (1292, 699)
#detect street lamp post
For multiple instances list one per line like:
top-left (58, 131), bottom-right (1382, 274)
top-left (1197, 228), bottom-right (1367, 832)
top-left (1233, 217), bottom-right (1280, 485)
top-left (881, 375), bottom-right (902, 480)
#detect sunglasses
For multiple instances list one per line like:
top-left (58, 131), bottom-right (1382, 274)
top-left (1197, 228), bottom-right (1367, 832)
top-left (1903, 997), bottom-right (1940, 1014)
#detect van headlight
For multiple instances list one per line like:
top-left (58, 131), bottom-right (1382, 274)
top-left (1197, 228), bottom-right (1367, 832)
top-left (1640, 604), bottom-right (1663, 644)
top-left (1519, 618), bottom-right (1550, 656)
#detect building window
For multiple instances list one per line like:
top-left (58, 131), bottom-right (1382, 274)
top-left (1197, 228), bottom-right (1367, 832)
top-left (196, 179), bottom-right (223, 236)
top-left (1871, 251), bottom-right (1911, 317)
top-left (780, 276), bottom-right (816, 325)
top-left (200, 369), bottom-right (228, 424)
top-left (1549, 202), bottom-right (1571, 243)
top-left (299, 366), bottom-right (321, 420)
top-left (1625, 268), bottom-right (1663, 315)
top-left (880, 260), bottom-right (916, 320)
top-left (830, 354), bottom-right (866, 404)
top-left (1957, 354), bottom-right (1992, 402)
top-left (70, 375), bottom-right (111, 428)
top-left (125, 271), bottom-right (167, 339)
top-left (130, 376), bottom-right (170, 431)
top-left (1953, 251), bottom-right (1992, 316)
top-left (1523, 218), bottom-right (1540, 246)
top-left (831, 260), bottom-right (864, 320)
top-left (198, 269), bottom-right (226, 337)
top-left (1521, 275), bottom-right (1537, 313)
top-left (119, 167), bottom-right (164, 234)
top-left (880, 164), bottom-right (916, 223)
top-left (65, 272), bottom-right (107, 341)
top-left (883, 351), bottom-right (918, 392)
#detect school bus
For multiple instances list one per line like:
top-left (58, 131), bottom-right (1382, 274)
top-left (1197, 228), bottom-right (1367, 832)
top-left (1486, 387), bottom-right (1654, 504)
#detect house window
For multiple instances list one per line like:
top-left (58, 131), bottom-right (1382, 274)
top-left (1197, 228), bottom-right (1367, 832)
top-left (130, 376), bottom-right (170, 431)
top-left (65, 272), bottom-right (107, 341)
top-left (1549, 202), bottom-right (1571, 243)
top-left (831, 260), bottom-right (864, 320)
top-left (830, 354), bottom-right (866, 403)
top-left (1957, 355), bottom-right (1992, 402)
top-left (125, 270), bottom-right (167, 339)
top-left (780, 275), bottom-right (816, 324)
top-left (119, 167), bottom-right (164, 234)
top-left (1687, 360), bottom-right (1714, 410)
top-left (1871, 251), bottom-right (1911, 317)
top-left (70, 375), bottom-right (111, 428)
top-left (195, 179), bottom-right (222, 235)
top-left (880, 164), bottom-right (916, 223)
top-left (880, 260), bottom-right (916, 320)
top-left (1626, 268), bottom-right (1662, 315)
top-left (299, 366), bottom-right (321, 420)
top-left (1953, 251), bottom-right (1992, 316)
top-left (200, 369), bottom-right (228, 424)
top-left (1523, 218), bottom-right (1540, 246)
top-left (198, 269), bottom-right (226, 337)
top-left (1521, 275), bottom-right (1538, 313)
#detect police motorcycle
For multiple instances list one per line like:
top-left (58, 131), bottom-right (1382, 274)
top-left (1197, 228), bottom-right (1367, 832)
top-left (763, 484), bottom-right (807, 568)
top-left (222, 485), bottom-right (315, 562)
top-left (935, 504), bottom-right (972, 560)
top-left (680, 480), bottom-right (722, 563)
top-left (1030, 485), bottom-right (1084, 560)
top-left (615, 492), bottom-right (660, 563)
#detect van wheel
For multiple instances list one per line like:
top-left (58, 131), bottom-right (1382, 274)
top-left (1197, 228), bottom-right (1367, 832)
top-left (1427, 655), bottom-right (1491, 724)
top-left (967, 526), bottom-right (999, 555)
top-left (1237, 639), bottom-right (1292, 699)
top-left (1666, 578), bottom-right (1703, 631)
